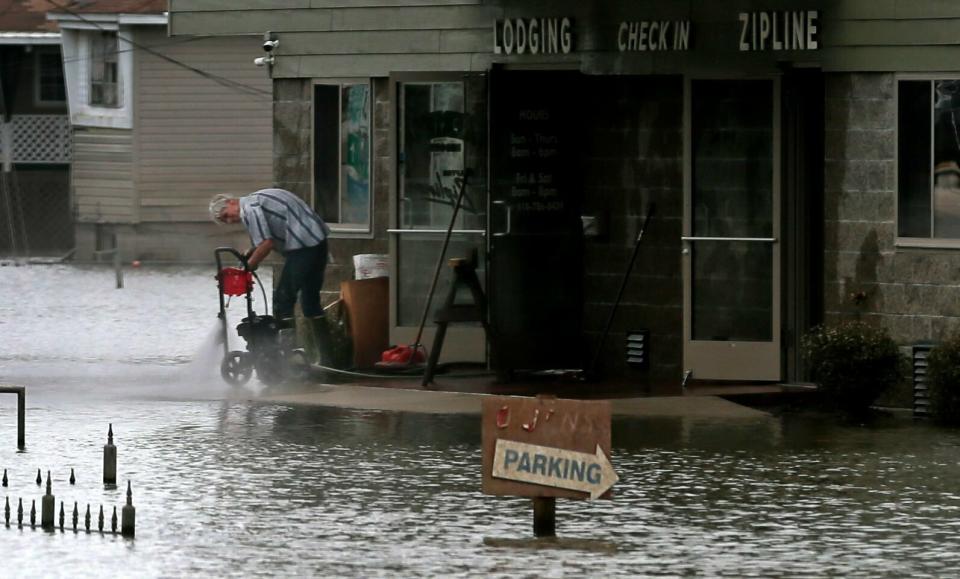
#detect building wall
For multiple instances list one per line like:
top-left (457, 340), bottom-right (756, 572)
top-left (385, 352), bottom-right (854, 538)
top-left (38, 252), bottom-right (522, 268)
top-left (823, 72), bottom-right (960, 399)
top-left (581, 75), bottom-right (683, 383)
top-left (72, 126), bottom-right (136, 223)
top-left (134, 29), bottom-right (273, 223)
top-left (273, 77), bottom-right (390, 303)
top-left (170, 0), bottom-right (960, 77)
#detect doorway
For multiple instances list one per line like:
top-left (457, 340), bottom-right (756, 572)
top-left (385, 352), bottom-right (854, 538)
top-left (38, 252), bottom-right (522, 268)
top-left (389, 73), bottom-right (488, 362)
top-left (488, 69), bottom-right (585, 372)
top-left (682, 78), bottom-right (781, 381)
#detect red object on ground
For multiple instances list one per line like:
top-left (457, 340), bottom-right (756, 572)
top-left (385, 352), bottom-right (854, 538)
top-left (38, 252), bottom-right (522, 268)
top-left (380, 344), bottom-right (426, 365)
top-left (219, 267), bottom-right (253, 296)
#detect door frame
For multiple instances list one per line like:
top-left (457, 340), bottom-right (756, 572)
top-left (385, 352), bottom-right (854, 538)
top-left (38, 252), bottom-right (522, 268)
top-left (387, 72), bottom-right (487, 363)
top-left (681, 74), bottom-right (783, 381)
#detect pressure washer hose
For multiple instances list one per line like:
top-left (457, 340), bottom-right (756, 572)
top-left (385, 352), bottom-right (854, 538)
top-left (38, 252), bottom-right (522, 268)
top-left (251, 270), bottom-right (270, 315)
top-left (306, 363), bottom-right (494, 380)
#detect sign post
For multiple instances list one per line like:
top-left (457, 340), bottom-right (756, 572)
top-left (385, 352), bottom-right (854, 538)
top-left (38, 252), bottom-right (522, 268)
top-left (482, 395), bottom-right (617, 537)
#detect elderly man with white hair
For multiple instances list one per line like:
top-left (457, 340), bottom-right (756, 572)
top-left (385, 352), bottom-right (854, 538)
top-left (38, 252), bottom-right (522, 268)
top-left (210, 188), bottom-right (331, 355)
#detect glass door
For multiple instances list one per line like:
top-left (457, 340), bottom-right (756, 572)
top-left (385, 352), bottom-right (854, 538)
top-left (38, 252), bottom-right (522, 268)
top-left (682, 78), bottom-right (781, 381)
top-left (390, 74), bottom-right (487, 362)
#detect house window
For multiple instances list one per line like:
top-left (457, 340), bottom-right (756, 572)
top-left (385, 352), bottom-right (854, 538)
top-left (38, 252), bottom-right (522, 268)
top-left (36, 51), bottom-right (66, 103)
top-left (897, 79), bottom-right (960, 241)
top-left (313, 82), bottom-right (371, 232)
top-left (90, 31), bottom-right (119, 107)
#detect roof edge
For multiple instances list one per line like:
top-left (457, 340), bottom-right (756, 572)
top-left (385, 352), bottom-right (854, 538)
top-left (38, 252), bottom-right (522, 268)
top-left (47, 12), bottom-right (168, 27)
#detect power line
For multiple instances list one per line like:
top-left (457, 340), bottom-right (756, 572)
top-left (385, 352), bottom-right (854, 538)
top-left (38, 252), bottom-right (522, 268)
top-left (45, 0), bottom-right (271, 100)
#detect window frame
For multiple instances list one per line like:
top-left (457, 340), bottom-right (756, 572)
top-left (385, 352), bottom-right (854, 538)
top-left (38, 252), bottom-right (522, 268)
top-left (311, 78), bottom-right (374, 238)
top-left (33, 48), bottom-right (66, 106)
top-left (89, 30), bottom-right (120, 109)
top-left (896, 73), bottom-right (960, 249)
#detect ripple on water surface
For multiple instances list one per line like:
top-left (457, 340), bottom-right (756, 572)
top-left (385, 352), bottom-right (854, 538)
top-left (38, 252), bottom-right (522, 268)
top-left (2, 265), bottom-right (960, 576)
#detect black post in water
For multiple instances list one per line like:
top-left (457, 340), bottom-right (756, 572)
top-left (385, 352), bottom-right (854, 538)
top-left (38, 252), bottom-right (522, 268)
top-left (103, 424), bottom-right (117, 487)
top-left (533, 497), bottom-right (556, 538)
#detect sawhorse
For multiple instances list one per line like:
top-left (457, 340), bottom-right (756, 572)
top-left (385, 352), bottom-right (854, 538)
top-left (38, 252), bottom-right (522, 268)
top-left (422, 257), bottom-right (502, 386)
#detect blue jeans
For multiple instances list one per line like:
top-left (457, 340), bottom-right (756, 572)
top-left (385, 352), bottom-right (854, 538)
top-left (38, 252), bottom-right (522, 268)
top-left (273, 241), bottom-right (328, 319)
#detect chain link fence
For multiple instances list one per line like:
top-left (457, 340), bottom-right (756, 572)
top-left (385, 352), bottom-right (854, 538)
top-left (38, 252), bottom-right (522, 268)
top-left (0, 166), bottom-right (74, 258)
top-left (0, 113), bottom-right (73, 259)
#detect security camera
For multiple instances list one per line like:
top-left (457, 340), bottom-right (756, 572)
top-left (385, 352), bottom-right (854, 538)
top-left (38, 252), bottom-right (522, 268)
top-left (263, 39), bottom-right (279, 52)
top-left (254, 55), bottom-right (275, 67)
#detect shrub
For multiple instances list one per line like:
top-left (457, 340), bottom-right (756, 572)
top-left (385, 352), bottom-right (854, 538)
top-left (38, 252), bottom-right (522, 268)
top-left (926, 335), bottom-right (960, 425)
top-left (801, 322), bottom-right (905, 416)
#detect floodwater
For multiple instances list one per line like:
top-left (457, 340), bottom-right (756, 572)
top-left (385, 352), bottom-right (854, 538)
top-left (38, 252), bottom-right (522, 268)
top-left (2, 264), bottom-right (960, 577)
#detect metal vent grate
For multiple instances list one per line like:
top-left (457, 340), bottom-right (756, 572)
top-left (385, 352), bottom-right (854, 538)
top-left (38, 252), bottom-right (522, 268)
top-left (913, 344), bottom-right (934, 419)
top-left (626, 330), bottom-right (649, 370)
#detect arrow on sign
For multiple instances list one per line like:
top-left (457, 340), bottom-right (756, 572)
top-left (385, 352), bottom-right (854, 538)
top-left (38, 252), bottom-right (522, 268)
top-left (492, 439), bottom-right (619, 500)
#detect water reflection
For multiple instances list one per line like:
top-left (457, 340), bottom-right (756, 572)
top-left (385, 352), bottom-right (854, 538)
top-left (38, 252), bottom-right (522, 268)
top-left (0, 396), bottom-right (959, 576)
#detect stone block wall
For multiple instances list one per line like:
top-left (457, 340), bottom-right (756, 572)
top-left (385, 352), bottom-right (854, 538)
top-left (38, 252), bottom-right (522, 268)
top-left (580, 76), bottom-right (684, 386)
top-left (825, 72), bottom-right (960, 403)
top-left (272, 78), bottom-right (390, 304)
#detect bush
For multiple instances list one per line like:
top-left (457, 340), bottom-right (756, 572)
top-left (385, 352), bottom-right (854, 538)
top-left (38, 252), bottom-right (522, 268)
top-left (927, 335), bottom-right (960, 425)
top-left (801, 322), bottom-right (906, 416)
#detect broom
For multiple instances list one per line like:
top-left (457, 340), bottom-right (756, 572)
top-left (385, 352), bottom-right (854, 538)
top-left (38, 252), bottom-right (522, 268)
top-left (377, 173), bottom-right (469, 369)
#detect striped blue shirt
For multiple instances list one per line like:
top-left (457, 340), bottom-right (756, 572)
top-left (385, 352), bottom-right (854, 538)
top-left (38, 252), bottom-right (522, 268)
top-left (239, 188), bottom-right (329, 253)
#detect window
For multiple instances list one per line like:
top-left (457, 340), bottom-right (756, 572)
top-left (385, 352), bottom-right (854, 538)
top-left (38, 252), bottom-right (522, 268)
top-left (898, 79), bottom-right (960, 241)
top-left (313, 82), bottom-right (371, 232)
top-left (36, 50), bottom-right (66, 104)
top-left (90, 31), bottom-right (119, 107)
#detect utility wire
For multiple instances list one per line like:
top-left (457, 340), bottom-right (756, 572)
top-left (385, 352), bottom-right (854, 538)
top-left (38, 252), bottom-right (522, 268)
top-left (45, 0), bottom-right (271, 100)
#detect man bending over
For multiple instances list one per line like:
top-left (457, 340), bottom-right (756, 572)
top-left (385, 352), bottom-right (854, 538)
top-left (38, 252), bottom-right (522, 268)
top-left (210, 188), bottom-right (330, 356)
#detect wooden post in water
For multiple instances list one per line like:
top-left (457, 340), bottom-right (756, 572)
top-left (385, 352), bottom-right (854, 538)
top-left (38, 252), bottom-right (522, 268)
top-left (533, 497), bottom-right (556, 538)
top-left (113, 248), bottom-right (123, 289)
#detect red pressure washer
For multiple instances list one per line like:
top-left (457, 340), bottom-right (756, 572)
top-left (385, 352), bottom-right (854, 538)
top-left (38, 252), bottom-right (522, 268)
top-left (215, 247), bottom-right (308, 386)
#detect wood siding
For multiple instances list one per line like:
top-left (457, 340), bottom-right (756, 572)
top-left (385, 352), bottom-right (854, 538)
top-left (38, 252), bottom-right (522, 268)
top-left (134, 28), bottom-right (273, 222)
top-left (169, 0), bottom-right (960, 75)
top-left (72, 126), bottom-right (136, 223)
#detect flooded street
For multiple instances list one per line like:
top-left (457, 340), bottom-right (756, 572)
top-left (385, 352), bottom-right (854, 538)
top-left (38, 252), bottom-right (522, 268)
top-left (2, 264), bottom-right (960, 576)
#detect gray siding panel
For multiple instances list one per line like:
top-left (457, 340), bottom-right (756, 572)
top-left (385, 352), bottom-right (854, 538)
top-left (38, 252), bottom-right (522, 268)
top-left (73, 128), bottom-right (136, 223)
top-left (135, 29), bottom-right (273, 223)
top-left (169, 0), bottom-right (960, 74)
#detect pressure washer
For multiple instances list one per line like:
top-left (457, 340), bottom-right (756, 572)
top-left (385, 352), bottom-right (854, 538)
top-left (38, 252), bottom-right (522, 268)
top-left (214, 247), bottom-right (308, 386)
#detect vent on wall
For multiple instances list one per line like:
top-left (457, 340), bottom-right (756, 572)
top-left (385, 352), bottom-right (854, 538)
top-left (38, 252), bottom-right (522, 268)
top-left (627, 330), bottom-right (649, 370)
top-left (913, 344), bottom-right (934, 419)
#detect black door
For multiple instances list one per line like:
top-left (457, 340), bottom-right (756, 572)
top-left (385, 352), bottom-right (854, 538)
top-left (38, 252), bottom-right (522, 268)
top-left (489, 70), bottom-right (584, 372)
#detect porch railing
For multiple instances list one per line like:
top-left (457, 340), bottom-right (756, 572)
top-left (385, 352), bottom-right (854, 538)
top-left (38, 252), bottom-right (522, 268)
top-left (0, 114), bottom-right (72, 170)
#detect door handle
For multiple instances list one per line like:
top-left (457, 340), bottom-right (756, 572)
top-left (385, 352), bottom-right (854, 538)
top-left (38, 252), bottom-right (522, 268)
top-left (492, 200), bottom-right (512, 238)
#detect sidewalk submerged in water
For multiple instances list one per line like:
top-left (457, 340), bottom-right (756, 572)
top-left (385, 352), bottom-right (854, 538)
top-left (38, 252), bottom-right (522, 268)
top-left (247, 382), bottom-right (769, 419)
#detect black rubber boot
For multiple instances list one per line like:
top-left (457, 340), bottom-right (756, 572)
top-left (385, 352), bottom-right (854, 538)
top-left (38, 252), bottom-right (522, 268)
top-left (278, 317), bottom-right (298, 352)
top-left (311, 315), bottom-right (333, 366)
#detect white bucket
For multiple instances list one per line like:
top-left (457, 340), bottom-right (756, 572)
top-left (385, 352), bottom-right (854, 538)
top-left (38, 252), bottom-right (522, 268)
top-left (353, 254), bottom-right (389, 280)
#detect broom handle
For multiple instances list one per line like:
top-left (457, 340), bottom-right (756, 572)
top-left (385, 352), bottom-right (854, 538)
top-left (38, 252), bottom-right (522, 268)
top-left (411, 176), bottom-right (469, 350)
